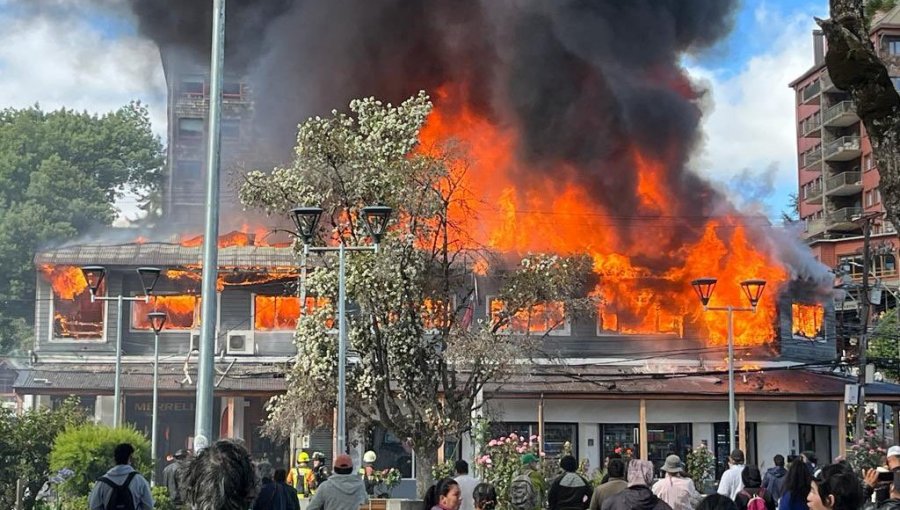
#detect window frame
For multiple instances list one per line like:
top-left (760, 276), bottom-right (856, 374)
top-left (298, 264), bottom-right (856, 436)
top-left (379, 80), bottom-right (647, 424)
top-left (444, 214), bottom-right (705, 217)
top-left (485, 296), bottom-right (571, 336)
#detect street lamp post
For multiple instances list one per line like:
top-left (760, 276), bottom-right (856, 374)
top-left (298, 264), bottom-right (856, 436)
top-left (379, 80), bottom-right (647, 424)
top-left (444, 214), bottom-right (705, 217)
top-left (81, 266), bottom-right (162, 427)
top-left (290, 205), bottom-right (392, 455)
top-left (690, 277), bottom-right (767, 454)
top-left (147, 311), bottom-right (167, 486)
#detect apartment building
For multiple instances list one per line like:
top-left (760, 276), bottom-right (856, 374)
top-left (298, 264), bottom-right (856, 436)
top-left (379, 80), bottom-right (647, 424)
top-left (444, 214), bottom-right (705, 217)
top-left (790, 8), bottom-right (900, 319)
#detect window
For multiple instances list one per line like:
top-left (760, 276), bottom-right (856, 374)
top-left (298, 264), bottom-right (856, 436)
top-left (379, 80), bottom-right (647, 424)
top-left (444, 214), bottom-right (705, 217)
top-left (221, 119), bottom-right (241, 139)
top-left (181, 75), bottom-right (205, 96)
top-left (866, 191), bottom-right (874, 207)
top-left (178, 118), bottom-right (204, 138)
top-left (489, 298), bottom-right (568, 335)
top-left (599, 424), bottom-right (638, 462)
top-left (132, 295), bottom-right (200, 330)
top-left (876, 189), bottom-right (882, 204)
top-left (367, 425), bottom-right (414, 478)
top-left (798, 424), bottom-right (832, 467)
top-left (222, 82), bottom-right (243, 98)
top-left (44, 266), bottom-right (105, 340)
top-left (253, 295), bottom-right (332, 330)
top-left (885, 37), bottom-right (900, 55)
top-left (647, 423), bottom-right (692, 472)
top-left (491, 422), bottom-right (577, 459)
top-left (714, 422), bottom-right (757, 479)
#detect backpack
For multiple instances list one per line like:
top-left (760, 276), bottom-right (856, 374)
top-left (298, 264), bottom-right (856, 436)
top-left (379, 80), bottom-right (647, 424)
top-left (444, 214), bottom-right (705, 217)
top-left (741, 488), bottom-right (767, 510)
top-left (509, 473), bottom-right (538, 510)
top-left (97, 471), bottom-right (137, 510)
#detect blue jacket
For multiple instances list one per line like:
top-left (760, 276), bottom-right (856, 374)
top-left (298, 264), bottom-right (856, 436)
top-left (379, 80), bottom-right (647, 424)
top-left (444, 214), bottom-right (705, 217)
top-left (777, 491), bottom-right (809, 510)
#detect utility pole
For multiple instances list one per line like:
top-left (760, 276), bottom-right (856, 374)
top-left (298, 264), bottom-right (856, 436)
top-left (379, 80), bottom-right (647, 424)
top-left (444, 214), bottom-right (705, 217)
top-left (856, 213), bottom-right (877, 438)
top-left (195, 0), bottom-right (225, 451)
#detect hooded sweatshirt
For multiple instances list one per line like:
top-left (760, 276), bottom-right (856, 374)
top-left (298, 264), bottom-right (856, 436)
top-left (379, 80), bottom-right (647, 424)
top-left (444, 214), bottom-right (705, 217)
top-left (549, 472), bottom-right (592, 510)
top-left (308, 472), bottom-right (369, 510)
top-left (762, 466), bottom-right (787, 502)
top-left (601, 486), bottom-right (672, 510)
top-left (88, 464), bottom-right (154, 510)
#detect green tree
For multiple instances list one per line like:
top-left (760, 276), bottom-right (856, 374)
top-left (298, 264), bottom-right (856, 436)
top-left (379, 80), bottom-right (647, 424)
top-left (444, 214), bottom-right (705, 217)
top-left (869, 308), bottom-right (900, 381)
top-left (50, 423), bottom-right (151, 498)
top-left (0, 396), bottom-right (88, 510)
top-left (240, 92), bottom-right (594, 494)
top-left (0, 102), bottom-right (164, 353)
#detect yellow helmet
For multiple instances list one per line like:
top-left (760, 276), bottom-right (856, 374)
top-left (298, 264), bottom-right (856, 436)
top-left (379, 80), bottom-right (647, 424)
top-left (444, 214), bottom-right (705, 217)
top-left (298, 451), bottom-right (310, 463)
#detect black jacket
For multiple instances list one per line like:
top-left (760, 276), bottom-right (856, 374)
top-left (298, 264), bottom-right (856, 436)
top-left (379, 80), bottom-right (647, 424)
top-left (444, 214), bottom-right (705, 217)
top-left (549, 472), bottom-right (593, 510)
top-left (601, 486), bottom-right (672, 510)
top-left (762, 467), bottom-right (787, 502)
top-left (734, 488), bottom-right (776, 510)
top-left (253, 481), bottom-right (301, 510)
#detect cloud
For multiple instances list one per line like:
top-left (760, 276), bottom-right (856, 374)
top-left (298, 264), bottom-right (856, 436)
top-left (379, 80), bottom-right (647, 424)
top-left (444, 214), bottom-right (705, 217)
top-left (686, 4), bottom-right (825, 218)
top-left (0, 4), bottom-right (166, 136)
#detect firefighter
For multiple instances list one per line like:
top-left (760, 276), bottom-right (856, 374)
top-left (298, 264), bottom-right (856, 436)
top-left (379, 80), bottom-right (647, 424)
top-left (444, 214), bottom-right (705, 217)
top-left (287, 451), bottom-right (315, 499)
top-left (311, 451), bottom-right (330, 493)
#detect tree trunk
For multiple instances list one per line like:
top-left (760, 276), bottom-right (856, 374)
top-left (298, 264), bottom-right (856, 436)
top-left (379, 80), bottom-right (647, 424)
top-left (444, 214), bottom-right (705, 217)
top-left (415, 446), bottom-right (440, 499)
top-left (818, 0), bottom-right (900, 229)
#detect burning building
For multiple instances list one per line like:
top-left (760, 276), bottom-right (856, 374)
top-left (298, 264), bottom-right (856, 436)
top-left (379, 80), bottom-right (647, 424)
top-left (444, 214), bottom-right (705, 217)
top-left (15, 0), bottom-right (900, 487)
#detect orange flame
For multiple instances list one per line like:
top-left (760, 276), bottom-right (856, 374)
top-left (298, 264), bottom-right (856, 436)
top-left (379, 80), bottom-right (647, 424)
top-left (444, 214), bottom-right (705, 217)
top-left (792, 304), bottom-right (824, 338)
top-left (40, 265), bottom-right (104, 339)
top-left (133, 295), bottom-right (200, 330)
top-left (418, 85), bottom-right (788, 346)
top-left (254, 295), bottom-right (333, 330)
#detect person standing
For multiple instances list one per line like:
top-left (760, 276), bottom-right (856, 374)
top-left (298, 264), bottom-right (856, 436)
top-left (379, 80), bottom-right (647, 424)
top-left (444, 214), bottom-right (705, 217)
top-left (88, 443), bottom-right (154, 510)
top-left (287, 451), bottom-right (315, 499)
top-left (253, 468), bottom-right (300, 510)
top-left (454, 460), bottom-right (480, 510)
top-left (163, 449), bottom-right (188, 508)
top-left (548, 455), bottom-right (592, 510)
top-left (181, 439), bottom-right (259, 510)
top-left (734, 466), bottom-right (776, 510)
top-left (589, 458), bottom-right (627, 510)
top-left (308, 454), bottom-right (368, 510)
top-left (806, 463), bottom-right (863, 510)
top-left (602, 459), bottom-right (671, 510)
top-left (652, 455), bottom-right (702, 510)
top-left (778, 459), bottom-right (811, 510)
top-left (312, 452), bottom-right (330, 493)
top-left (473, 483), bottom-right (498, 510)
top-left (510, 453), bottom-right (547, 510)
top-left (763, 455), bottom-right (788, 504)
top-left (718, 450), bottom-right (746, 500)
top-left (360, 450), bottom-right (379, 496)
top-left (424, 478), bottom-right (462, 510)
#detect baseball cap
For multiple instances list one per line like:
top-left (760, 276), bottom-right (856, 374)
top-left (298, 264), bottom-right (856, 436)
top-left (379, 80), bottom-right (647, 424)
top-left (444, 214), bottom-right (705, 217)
top-left (888, 445), bottom-right (900, 458)
top-left (333, 454), bottom-right (353, 469)
top-left (521, 453), bottom-right (539, 465)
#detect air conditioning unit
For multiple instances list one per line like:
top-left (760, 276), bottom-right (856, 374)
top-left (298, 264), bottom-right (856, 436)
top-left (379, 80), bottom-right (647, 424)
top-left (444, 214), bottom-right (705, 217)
top-left (226, 330), bottom-right (255, 355)
top-left (189, 331), bottom-right (201, 353)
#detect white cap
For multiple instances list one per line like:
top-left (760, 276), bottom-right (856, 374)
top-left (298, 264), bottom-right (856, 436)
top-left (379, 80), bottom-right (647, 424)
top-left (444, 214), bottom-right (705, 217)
top-left (888, 445), bottom-right (900, 458)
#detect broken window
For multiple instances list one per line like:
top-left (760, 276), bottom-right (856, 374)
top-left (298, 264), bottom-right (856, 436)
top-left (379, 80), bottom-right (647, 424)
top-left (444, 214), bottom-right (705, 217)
top-left (132, 295), bottom-right (201, 330)
top-left (488, 298), bottom-right (567, 334)
top-left (254, 295), bottom-right (332, 330)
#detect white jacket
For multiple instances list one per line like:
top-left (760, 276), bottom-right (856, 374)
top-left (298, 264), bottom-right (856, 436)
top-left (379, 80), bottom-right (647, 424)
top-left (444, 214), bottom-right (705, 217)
top-left (651, 474), bottom-right (702, 510)
top-left (717, 464), bottom-right (745, 501)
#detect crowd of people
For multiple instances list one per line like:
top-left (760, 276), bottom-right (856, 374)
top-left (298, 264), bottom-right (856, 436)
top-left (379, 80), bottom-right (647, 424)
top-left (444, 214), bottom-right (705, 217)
top-left (84, 440), bottom-right (900, 510)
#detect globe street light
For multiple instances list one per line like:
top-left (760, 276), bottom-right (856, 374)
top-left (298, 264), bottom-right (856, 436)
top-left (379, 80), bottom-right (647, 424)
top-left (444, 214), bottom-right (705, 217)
top-left (690, 277), bottom-right (767, 454)
top-left (291, 204), bottom-right (392, 455)
top-left (148, 311), bottom-right (167, 485)
top-left (81, 266), bottom-right (162, 427)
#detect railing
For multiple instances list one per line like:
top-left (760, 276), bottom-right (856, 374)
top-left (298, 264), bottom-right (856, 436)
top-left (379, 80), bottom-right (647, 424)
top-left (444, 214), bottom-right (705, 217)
top-left (822, 101), bottom-right (857, 124)
top-left (826, 171), bottom-right (862, 191)
top-left (805, 182), bottom-right (823, 200)
top-left (802, 147), bottom-right (823, 168)
top-left (823, 136), bottom-right (861, 159)
top-left (828, 206), bottom-right (863, 224)
top-left (806, 218), bottom-right (827, 236)
top-left (802, 79), bottom-right (822, 102)
top-left (800, 112), bottom-right (822, 136)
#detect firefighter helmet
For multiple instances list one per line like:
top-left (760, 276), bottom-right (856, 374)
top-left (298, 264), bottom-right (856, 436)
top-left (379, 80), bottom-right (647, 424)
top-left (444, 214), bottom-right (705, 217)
top-left (363, 450), bottom-right (377, 463)
top-left (298, 451), bottom-right (311, 463)
top-left (313, 451), bottom-right (326, 461)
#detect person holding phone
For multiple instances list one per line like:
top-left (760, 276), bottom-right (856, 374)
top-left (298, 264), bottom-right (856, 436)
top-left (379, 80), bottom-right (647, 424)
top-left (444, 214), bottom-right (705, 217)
top-left (864, 446), bottom-right (900, 505)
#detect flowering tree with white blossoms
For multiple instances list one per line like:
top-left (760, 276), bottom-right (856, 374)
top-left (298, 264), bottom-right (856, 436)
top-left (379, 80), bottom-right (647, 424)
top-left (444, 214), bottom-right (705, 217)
top-left (240, 91), bottom-right (594, 494)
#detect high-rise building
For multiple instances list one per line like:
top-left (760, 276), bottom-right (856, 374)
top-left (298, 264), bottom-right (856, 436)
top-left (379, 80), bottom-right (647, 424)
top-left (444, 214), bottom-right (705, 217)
top-left (790, 7), bottom-right (900, 316)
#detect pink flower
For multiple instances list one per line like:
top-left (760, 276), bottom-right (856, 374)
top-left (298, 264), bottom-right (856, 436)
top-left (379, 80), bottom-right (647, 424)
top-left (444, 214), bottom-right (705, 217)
top-left (488, 439), bottom-right (499, 447)
top-left (485, 458), bottom-right (493, 465)
top-left (510, 433), bottom-right (519, 440)
top-left (539, 452), bottom-right (546, 457)
top-left (517, 446), bottom-right (526, 453)
top-left (505, 438), bottom-right (512, 443)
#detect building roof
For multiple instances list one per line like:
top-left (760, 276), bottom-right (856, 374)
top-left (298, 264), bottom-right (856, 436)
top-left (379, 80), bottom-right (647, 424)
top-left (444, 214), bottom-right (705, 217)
top-left (34, 242), bottom-right (301, 269)
top-left (14, 362), bottom-right (288, 395)
top-left (485, 367), bottom-right (900, 403)
top-left (872, 4), bottom-right (900, 31)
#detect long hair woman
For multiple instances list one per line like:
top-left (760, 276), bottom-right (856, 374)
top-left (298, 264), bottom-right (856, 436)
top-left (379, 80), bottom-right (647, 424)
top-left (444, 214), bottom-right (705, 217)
top-left (779, 457), bottom-right (812, 510)
top-left (473, 483), bottom-right (498, 510)
top-left (424, 478), bottom-right (462, 510)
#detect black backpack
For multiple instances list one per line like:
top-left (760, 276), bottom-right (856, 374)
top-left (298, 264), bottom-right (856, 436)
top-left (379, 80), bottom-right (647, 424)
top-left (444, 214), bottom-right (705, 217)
top-left (97, 471), bottom-right (137, 510)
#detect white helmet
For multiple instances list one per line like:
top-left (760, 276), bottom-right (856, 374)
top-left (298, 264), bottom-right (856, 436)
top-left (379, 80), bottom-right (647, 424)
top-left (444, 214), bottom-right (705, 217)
top-left (363, 450), bottom-right (377, 463)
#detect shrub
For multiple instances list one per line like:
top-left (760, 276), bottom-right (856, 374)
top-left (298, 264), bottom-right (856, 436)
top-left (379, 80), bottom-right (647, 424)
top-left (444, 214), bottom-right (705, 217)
top-left (151, 486), bottom-right (176, 510)
top-left (50, 424), bottom-right (151, 497)
top-left (686, 444), bottom-right (715, 485)
top-left (845, 432), bottom-right (888, 472)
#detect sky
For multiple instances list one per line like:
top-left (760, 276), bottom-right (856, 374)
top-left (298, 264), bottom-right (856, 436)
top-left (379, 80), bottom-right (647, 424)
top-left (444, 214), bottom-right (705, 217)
top-left (0, 0), bottom-right (829, 222)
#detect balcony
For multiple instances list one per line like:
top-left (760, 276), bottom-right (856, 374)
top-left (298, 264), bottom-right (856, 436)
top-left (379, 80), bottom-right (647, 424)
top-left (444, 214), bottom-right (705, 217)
top-left (823, 136), bottom-right (861, 161)
top-left (801, 147), bottom-right (823, 169)
top-left (825, 171), bottom-right (862, 196)
top-left (822, 101), bottom-right (858, 127)
top-left (806, 217), bottom-right (828, 236)
top-left (800, 112), bottom-right (822, 137)
top-left (804, 182), bottom-right (824, 204)
top-left (827, 206), bottom-right (863, 231)
top-left (801, 79), bottom-right (822, 104)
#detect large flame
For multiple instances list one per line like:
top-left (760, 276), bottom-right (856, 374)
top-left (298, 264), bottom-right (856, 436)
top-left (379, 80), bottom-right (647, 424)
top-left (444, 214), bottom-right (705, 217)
top-left (792, 304), bottom-right (824, 338)
top-left (40, 265), bottom-right (104, 339)
top-left (133, 295), bottom-right (201, 330)
top-left (254, 295), bottom-right (332, 330)
top-left (419, 86), bottom-right (787, 346)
